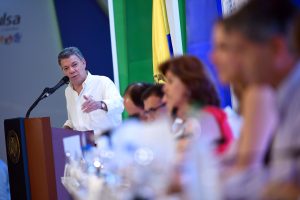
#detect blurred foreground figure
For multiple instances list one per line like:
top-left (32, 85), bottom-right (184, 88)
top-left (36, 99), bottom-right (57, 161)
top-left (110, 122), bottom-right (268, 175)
top-left (212, 19), bottom-right (279, 178)
top-left (211, 19), bottom-right (248, 113)
top-left (221, 0), bottom-right (300, 199)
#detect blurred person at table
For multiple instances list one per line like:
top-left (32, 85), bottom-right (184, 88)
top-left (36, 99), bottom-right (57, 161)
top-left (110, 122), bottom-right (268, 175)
top-left (160, 55), bottom-right (233, 153)
top-left (123, 82), bottom-right (152, 120)
top-left (211, 18), bottom-right (278, 174)
top-left (141, 84), bottom-right (167, 122)
top-left (221, 0), bottom-right (300, 198)
top-left (159, 56), bottom-right (233, 196)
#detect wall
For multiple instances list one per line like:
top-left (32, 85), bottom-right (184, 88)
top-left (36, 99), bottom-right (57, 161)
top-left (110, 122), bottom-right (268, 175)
top-left (54, 0), bottom-right (113, 80)
top-left (0, 0), bottom-right (64, 162)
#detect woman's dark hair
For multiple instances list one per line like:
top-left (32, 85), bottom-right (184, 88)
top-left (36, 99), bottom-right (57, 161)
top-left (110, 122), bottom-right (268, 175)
top-left (159, 55), bottom-right (220, 107)
top-left (124, 82), bottom-right (153, 109)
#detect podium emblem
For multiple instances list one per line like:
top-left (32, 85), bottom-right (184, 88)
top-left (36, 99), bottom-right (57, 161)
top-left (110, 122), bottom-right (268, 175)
top-left (7, 130), bottom-right (21, 164)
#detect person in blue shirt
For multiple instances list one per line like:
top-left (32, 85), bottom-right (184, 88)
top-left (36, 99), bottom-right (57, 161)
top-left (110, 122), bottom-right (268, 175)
top-left (0, 159), bottom-right (10, 200)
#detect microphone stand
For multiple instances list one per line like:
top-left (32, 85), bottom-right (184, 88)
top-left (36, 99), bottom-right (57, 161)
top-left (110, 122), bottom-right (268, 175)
top-left (25, 76), bottom-right (69, 118)
top-left (25, 87), bottom-right (51, 118)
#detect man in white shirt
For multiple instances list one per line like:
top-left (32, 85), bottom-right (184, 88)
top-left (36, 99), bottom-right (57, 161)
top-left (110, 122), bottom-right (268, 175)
top-left (58, 47), bottom-right (124, 134)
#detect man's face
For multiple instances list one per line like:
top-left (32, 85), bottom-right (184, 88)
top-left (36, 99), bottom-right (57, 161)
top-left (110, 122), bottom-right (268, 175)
top-left (211, 23), bottom-right (245, 85)
top-left (60, 55), bottom-right (87, 86)
top-left (233, 32), bottom-right (276, 85)
top-left (144, 95), bottom-right (166, 121)
top-left (123, 95), bottom-right (146, 120)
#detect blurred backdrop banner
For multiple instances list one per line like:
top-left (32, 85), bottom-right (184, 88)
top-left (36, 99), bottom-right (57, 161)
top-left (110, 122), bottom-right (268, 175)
top-left (186, 0), bottom-right (231, 107)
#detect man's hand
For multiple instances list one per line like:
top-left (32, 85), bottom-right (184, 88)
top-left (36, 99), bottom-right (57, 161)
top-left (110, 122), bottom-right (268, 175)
top-left (63, 125), bottom-right (73, 130)
top-left (82, 95), bottom-right (101, 113)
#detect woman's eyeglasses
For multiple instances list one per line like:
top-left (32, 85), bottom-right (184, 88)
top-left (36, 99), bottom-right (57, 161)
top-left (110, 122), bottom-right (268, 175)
top-left (144, 103), bottom-right (166, 115)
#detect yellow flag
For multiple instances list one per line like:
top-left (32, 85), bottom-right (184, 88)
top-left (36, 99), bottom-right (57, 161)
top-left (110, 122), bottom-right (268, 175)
top-left (152, 0), bottom-right (171, 83)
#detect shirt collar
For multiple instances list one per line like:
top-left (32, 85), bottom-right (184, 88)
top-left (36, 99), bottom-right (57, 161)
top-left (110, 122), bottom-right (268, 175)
top-left (68, 70), bottom-right (91, 90)
top-left (82, 71), bottom-right (92, 88)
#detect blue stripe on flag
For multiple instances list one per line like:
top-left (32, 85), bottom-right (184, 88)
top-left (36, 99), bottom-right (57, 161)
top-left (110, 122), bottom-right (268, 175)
top-left (167, 34), bottom-right (174, 56)
top-left (216, 0), bottom-right (223, 16)
top-left (186, 0), bottom-right (232, 107)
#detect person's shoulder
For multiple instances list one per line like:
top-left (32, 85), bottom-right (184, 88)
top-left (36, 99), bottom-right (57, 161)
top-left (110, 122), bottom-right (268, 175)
top-left (100, 75), bottom-right (113, 82)
top-left (202, 106), bottom-right (227, 119)
top-left (199, 109), bottom-right (218, 123)
top-left (90, 74), bottom-right (112, 81)
top-left (96, 76), bottom-right (116, 86)
top-left (65, 84), bottom-right (72, 93)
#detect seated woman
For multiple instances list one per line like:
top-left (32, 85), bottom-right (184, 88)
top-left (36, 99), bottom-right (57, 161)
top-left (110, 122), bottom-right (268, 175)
top-left (123, 82), bottom-right (152, 120)
top-left (159, 55), bottom-right (234, 195)
top-left (160, 55), bottom-right (233, 154)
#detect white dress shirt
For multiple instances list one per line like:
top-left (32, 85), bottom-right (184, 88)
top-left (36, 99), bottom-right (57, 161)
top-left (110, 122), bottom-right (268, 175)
top-left (64, 72), bottom-right (124, 134)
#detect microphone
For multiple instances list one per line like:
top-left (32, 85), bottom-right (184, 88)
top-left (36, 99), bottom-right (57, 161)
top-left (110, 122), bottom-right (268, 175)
top-left (25, 76), bottom-right (69, 118)
top-left (45, 76), bottom-right (69, 96)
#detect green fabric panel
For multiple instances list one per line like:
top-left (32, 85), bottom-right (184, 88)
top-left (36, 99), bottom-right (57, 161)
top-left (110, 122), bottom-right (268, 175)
top-left (113, 0), bottom-right (153, 95)
top-left (113, 0), bottom-right (154, 118)
top-left (128, 59), bottom-right (153, 82)
top-left (178, 0), bottom-right (187, 53)
top-left (126, 0), bottom-right (153, 84)
top-left (113, 0), bottom-right (128, 95)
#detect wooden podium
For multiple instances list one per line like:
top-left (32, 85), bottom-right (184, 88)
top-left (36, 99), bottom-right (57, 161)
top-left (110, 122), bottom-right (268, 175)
top-left (4, 117), bottom-right (92, 200)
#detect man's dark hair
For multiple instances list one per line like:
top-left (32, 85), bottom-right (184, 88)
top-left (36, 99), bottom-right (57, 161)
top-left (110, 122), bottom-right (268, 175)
top-left (223, 0), bottom-right (299, 48)
top-left (141, 84), bottom-right (164, 102)
top-left (124, 82), bottom-right (153, 109)
top-left (58, 47), bottom-right (85, 65)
